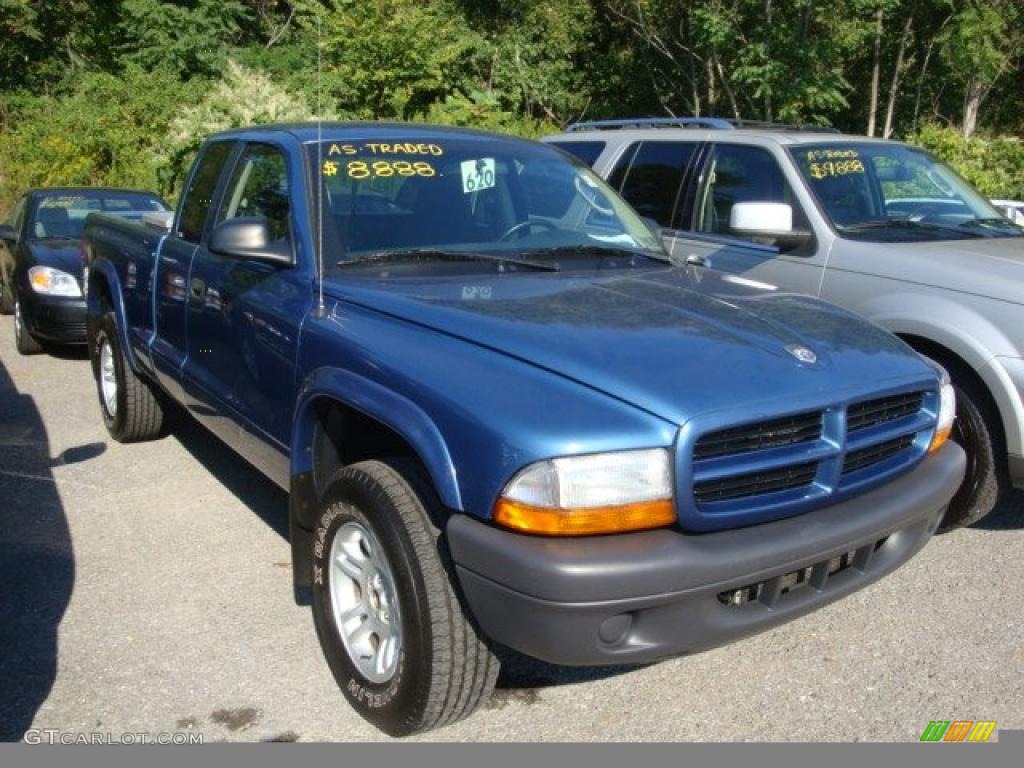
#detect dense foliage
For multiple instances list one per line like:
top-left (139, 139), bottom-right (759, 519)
top-left (1, 0), bottom-right (1022, 212)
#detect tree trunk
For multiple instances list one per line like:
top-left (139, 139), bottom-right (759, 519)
top-left (883, 14), bottom-right (914, 139)
top-left (867, 8), bottom-right (884, 137)
top-left (963, 79), bottom-right (983, 140)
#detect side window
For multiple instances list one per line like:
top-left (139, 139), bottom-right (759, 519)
top-left (178, 141), bottom-right (235, 243)
top-left (612, 142), bottom-right (696, 228)
top-left (216, 143), bottom-right (291, 243)
top-left (696, 144), bottom-right (806, 238)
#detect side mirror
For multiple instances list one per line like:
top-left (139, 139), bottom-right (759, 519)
top-left (0, 223), bottom-right (16, 243)
top-left (208, 217), bottom-right (293, 265)
top-left (729, 202), bottom-right (812, 250)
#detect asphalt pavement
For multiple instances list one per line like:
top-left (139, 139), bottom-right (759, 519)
top-left (1, 321), bottom-right (1022, 742)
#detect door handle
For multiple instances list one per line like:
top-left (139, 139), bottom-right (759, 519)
top-left (686, 253), bottom-right (710, 268)
top-left (189, 277), bottom-right (206, 300)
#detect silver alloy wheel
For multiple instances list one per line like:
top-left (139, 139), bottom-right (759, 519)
top-left (329, 521), bottom-right (402, 684)
top-left (99, 336), bottom-right (118, 418)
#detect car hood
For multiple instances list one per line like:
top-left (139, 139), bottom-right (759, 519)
top-left (26, 239), bottom-right (83, 278)
top-left (324, 266), bottom-right (933, 425)
top-left (848, 236), bottom-right (1024, 305)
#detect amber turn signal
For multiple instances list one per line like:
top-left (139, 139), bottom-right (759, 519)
top-left (493, 498), bottom-right (676, 537)
top-left (928, 426), bottom-right (951, 453)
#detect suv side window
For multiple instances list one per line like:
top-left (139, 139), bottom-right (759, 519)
top-left (695, 144), bottom-right (806, 239)
top-left (216, 143), bottom-right (291, 243)
top-left (552, 141), bottom-right (606, 167)
top-left (608, 141), bottom-right (696, 228)
top-left (178, 141), bottom-right (236, 243)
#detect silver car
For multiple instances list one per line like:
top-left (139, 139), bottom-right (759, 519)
top-left (545, 117), bottom-right (1024, 528)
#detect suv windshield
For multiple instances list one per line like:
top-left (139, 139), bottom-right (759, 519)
top-left (791, 143), bottom-right (1023, 242)
top-left (310, 137), bottom-right (665, 269)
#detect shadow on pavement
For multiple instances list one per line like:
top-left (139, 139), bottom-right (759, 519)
top-left (169, 414), bottom-right (290, 541)
top-left (973, 489), bottom-right (1024, 530)
top-left (0, 354), bottom-right (103, 741)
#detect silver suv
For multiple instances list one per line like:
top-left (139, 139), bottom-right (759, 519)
top-left (544, 117), bottom-right (1024, 528)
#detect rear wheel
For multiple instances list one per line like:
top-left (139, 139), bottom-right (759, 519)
top-left (939, 375), bottom-right (1006, 530)
top-left (311, 459), bottom-right (499, 736)
top-left (13, 295), bottom-right (43, 355)
top-left (92, 311), bottom-right (164, 442)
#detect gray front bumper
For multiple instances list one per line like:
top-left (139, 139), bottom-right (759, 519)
top-left (447, 443), bottom-right (965, 666)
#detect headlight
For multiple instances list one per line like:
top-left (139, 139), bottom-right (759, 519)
top-left (930, 369), bottom-right (956, 453)
top-left (493, 448), bottom-right (675, 536)
top-left (28, 266), bottom-right (82, 297)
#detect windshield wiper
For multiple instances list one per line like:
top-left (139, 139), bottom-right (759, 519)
top-left (840, 218), bottom-right (969, 235)
top-left (336, 248), bottom-right (559, 272)
top-left (520, 244), bottom-right (669, 263)
top-left (958, 217), bottom-right (1022, 232)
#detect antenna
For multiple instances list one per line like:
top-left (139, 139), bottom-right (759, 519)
top-left (314, 11), bottom-right (326, 318)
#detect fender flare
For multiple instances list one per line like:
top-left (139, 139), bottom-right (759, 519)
top-left (86, 257), bottom-right (139, 372)
top-left (291, 366), bottom-right (463, 514)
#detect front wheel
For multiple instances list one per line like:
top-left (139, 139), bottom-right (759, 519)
top-left (14, 295), bottom-right (43, 354)
top-left (939, 377), bottom-right (1006, 530)
top-left (311, 459), bottom-right (499, 736)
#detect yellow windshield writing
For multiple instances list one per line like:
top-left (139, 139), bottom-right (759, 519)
top-left (324, 160), bottom-right (436, 179)
top-left (327, 142), bottom-right (444, 157)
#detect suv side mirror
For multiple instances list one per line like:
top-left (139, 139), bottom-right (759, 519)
top-left (0, 223), bottom-right (16, 243)
top-left (729, 202), bottom-right (812, 250)
top-left (208, 217), bottom-right (293, 265)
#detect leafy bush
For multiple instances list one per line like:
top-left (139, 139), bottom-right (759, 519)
top-left (910, 122), bottom-right (1024, 200)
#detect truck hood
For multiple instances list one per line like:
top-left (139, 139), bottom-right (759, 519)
top-left (324, 266), bottom-right (933, 425)
top-left (850, 236), bottom-right (1024, 306)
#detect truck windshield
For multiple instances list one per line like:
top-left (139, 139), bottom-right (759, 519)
top-left (30, 192), bottom-right (169, 240)
top-left (791, 143), bottom-right (1023, 241)
top-left (309, 138), bottom-right (665, 267)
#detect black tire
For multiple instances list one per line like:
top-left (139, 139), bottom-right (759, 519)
top-left (13, 295), bottom-right (43, 354)
top-left (311, 459), bottom-right (499, 736)
top-left (92, 311), bottom-right (164, 442)
top-left (939, 375), bottom-right (1007, 530)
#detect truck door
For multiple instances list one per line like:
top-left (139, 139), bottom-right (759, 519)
top-left (151, 140), bottom-right (237, 401)
top-left (669, 143), bottom-right (824, 294)
top-left (182, 141), bottom-right (308, 487)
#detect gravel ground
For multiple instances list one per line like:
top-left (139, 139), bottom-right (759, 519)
top-left (1, 322), bottom-right (1021, 743)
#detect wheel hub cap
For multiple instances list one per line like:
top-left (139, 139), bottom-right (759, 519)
top-left (328, 521), bottom-right (402, 683)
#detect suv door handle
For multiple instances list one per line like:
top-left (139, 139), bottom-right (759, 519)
top-left (686, 254), bottom-right (710, 268)
top-left (190, 277), bottom-right (206, 300)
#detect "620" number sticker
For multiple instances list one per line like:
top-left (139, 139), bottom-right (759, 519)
top-left (460, 158), bottom-right (496, 194)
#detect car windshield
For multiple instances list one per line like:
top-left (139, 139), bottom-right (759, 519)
top-left (791, 143), bottom-right (1023, 241)
top-left (310, 137), bottom-right (666, 269)
top-left (30, 192), bottom-right (169, 240)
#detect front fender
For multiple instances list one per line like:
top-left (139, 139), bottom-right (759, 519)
top-left (86, 257), bottom-right (138, 373)
top-left (291, 366), bottom-right (462, 513)
top-left (867, 293), bottom-right (1024, 457)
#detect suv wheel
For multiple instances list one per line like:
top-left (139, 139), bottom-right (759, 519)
top-left (939, 376), bottom-right (1006, 530)
top-left (92, 311), bottom-right (165, 442)
top-left (311, 459), bottom-right (499, 736)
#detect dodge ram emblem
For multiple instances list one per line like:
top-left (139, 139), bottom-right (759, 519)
top-left (786, 344), bottom-right (817, 364)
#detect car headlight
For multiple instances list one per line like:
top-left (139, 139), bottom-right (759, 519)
top-left (930, 369), bottom-right (956, 453)
top-left (28, 266), bottom-right (82, 297)
top-left (493, 448), bottom-right (675, 536)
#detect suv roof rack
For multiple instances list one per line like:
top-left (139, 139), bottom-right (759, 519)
top-left (564, 117), bottom-right (839, 133)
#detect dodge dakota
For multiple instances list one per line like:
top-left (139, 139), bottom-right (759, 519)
top-left (82, 123), bottom-right (964, 736)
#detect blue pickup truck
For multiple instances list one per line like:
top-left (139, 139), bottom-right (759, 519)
top-left (83, 123), bottom-right (964, 736)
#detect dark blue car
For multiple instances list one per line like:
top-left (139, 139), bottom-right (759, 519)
top-left (83, 124), bottom-right (964, 736)
top-left (0, 188), bottom-right (169, 353)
